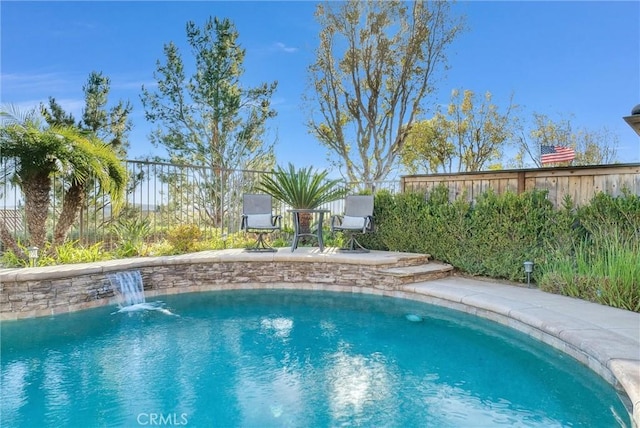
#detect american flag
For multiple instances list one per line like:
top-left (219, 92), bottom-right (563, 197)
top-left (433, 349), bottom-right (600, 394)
top-left (540, 145), bottom-right (575, 164)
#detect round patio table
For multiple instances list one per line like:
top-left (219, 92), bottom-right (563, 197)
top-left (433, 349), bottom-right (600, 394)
top-left (287, 208), bottom-right (331, 252)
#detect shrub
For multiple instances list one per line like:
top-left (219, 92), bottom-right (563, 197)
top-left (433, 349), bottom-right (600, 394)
top-left (110, 217), bottom-right (152, 258)
top-left (166, 224), bottom-right (202, 253)
top-left (577, 190), bottom-right (640, 245)
top-left (425, 187), bottom-right (473, 269)
top-left (539, 233), bottom-right (640, 312)
top-left (54, 241), bottom-right (109, 264)
top-left (360, 187), bottom-right (638, 311)
top-left (380, 191), bottom-right (430, 253)
top-left (464, 189), bottom-right (556, 280)
top-left (536, 191), bottom-right (640, 311)
top-left (367, 186), bottom-right (558, 281)
top-left (357, 190), bottom-right (394, 251)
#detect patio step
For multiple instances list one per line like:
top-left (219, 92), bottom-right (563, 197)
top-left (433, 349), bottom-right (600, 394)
top-left (379, 262), bottom-right (454, 285)
top-left (383, 253), bottom-right (431, 268)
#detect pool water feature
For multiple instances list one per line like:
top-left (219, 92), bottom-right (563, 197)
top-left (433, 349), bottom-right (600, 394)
top-left (107, 270), bottom-right (176, 316)
top-left (0, 290), bottom-right (630, 427)
top-left (108, 270), bottom-right (146, 307)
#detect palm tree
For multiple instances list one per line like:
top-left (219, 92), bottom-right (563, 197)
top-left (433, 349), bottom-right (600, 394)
top-left (257, 163), bottom-right (347, 233)
top-left (50, 128), bottom-right (127, 247)
top-left (0, 105), bottom-right (126, 261)
top-left (2, 107), bottom-right (59, 257)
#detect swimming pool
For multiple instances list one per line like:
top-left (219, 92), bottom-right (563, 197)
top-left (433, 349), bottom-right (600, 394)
top-left (1, 289), bottom-right (629, 427)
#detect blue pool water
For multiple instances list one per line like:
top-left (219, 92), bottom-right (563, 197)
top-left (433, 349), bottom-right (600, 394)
top-left (1, 290), bottom-right (630, 427)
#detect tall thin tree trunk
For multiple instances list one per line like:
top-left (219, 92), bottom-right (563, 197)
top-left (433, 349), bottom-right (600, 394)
top-left (52, 182), bottom-right (85, 247)
top-left (0, 221), bottom-right (25, 259)
top-left (23, 172), bottom-right (52, 249)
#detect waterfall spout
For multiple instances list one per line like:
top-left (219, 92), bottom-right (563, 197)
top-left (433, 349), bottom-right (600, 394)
top-left (108, 270), bottom-right (146, 308)
top-left (107, 270), bottom-right (177, 316)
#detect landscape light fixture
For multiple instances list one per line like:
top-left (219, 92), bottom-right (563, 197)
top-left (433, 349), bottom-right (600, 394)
top-left (28, 246), bottom-right (39, 267)
top-left (623, 104), bottom-right (640, 137)
top-left (222, 233), bottom-right (228, 249)
top-left (523, 261), bottom-right (534, 288)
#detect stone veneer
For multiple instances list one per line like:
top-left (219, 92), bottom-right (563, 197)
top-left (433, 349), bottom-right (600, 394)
top-left (0, 248), bottom-right (434, 320)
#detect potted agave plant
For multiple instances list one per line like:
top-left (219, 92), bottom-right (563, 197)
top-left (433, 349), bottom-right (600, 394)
top-left (257, 163), bottom-right (347, 236)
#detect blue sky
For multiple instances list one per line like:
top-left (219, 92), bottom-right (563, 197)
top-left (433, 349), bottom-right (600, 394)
top-left (2, 1), bottom-right (639, 173)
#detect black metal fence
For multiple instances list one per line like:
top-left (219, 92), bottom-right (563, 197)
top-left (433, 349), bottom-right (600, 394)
top-left (0, 159), bottom-right (400, 248)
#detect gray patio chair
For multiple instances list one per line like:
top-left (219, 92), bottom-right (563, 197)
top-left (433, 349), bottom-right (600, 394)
top-left (241, 194), bottom-right (281, 252)
top-left (330, 195), bottom-right (374, 252)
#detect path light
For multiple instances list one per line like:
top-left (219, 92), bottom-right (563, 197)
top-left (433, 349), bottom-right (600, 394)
top-left (523, 261), bottom-right (534, 288)
top-left (28, 246), bottom-right (39, 267)
top-left (222, 233), bottom-right (228, 249)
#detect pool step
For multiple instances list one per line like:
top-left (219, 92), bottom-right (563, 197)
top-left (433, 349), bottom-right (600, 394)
top-left (380, 262), bottom-right (454, 285)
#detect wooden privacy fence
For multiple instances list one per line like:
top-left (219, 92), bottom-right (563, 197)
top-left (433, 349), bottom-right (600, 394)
top-left (401, 164), bottom-right (640, 207)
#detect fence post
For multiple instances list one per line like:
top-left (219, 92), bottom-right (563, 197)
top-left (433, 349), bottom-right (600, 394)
top-left (517, 171), bottom-right (526, 194)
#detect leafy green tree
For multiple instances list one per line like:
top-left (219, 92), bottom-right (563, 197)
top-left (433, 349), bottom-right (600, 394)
top-left (514, 113), bottom-right (619, 168)
top-left (40, 98), bottom-right (75, 127)
top-left (400, 113), bottom-right (454, 174)
top-left (402, 89), bottom-right (517, 173)
top-left (141, 17), bottom-right (277, 226)
top-left (41, 71), bottom-right (133, 156)
top-left (0, 106), bottom-right (126, 259)
top-left (306, 0), bottom-right (464, 185)
top-left (575, 127), bottom-right (619, 165)
top-left (447, 89), bottom-right (517, 172)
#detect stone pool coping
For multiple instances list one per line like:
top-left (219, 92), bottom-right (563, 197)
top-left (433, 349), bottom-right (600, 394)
top-left (1, 247), bottom-right (638, 426)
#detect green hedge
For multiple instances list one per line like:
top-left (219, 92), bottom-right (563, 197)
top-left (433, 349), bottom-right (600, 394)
top-left (363, 186), bottom-right (639, 311)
